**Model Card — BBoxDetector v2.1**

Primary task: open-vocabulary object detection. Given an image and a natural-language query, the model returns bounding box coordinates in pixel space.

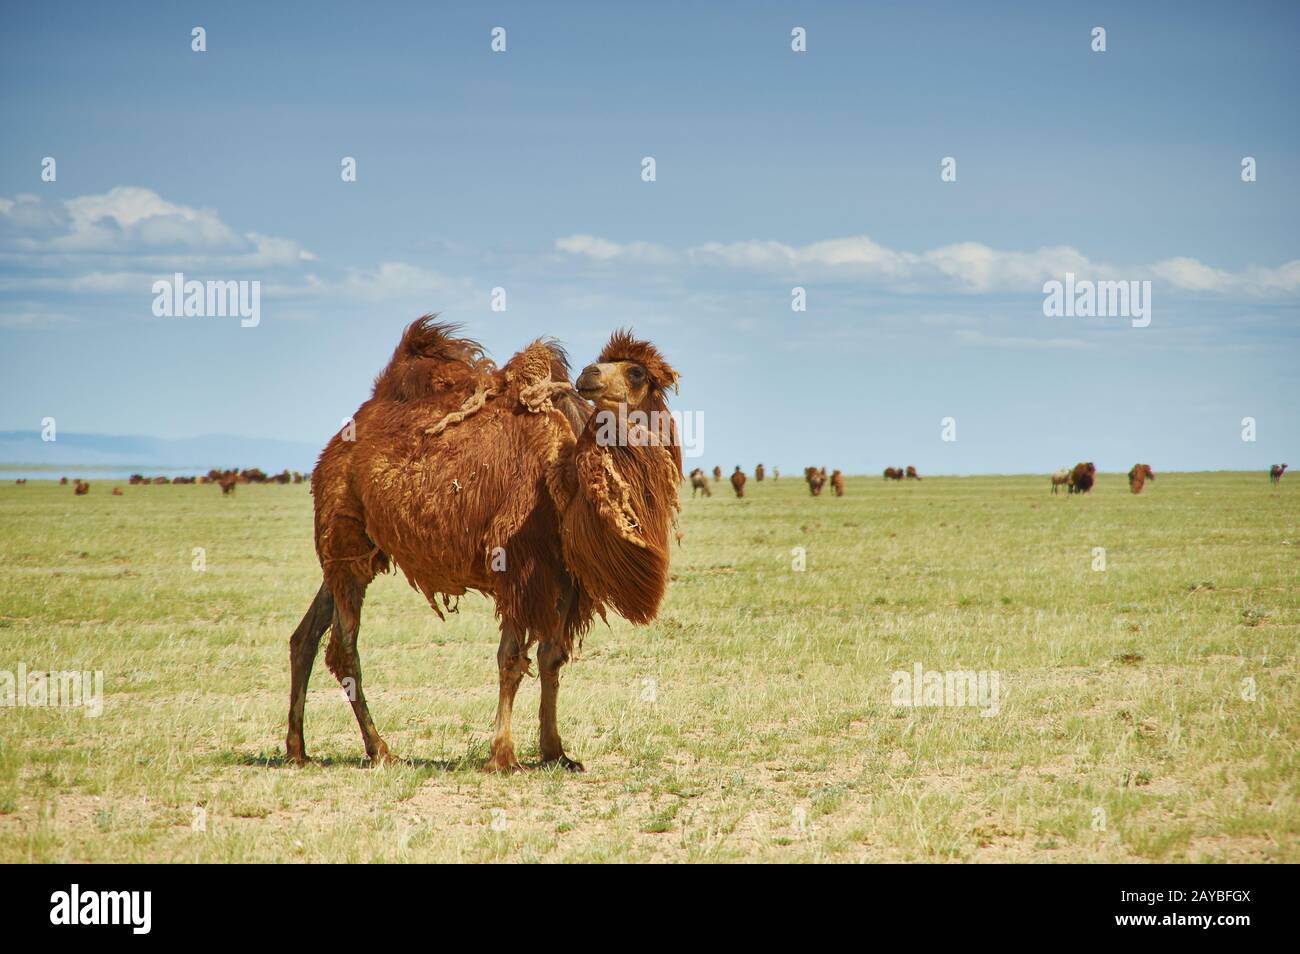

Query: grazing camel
[1068,462,1096,494]
[730,466,747,498]
[689,467,712,497]
[73,480,89,496]
[712,465,722,483]
[830,469,845,497]
[217,472,239,496]
[883,467,903,481]
[804,466,826,496]
[1051,468,1070,494]
[286,317,681,772]
[755,463,765,482]
[1271,464,1288,486]
[1128,463,1155,494]
[905,466,920,480]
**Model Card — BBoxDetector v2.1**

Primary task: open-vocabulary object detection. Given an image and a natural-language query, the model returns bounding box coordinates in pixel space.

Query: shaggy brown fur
[217,472,238,495]
[1068,462,1096,494]
[73,480,89,495]
[286,316,681,773]
[730,466,746,498]
[804,466,826,496]
[712,465,722,483]
[755,463,765,482]
[1128,463,1155,494]
[883,467,903,481]
[1271,464,1288,486]
[905,466,920,480]
[689,467,712,497]
[830,469,845,496]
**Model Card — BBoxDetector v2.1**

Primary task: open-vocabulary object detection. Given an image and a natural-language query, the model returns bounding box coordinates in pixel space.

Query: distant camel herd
[688,464,919,499]
[29,468,310,495]
[14,463,1293,498]
[682,461,1291,502]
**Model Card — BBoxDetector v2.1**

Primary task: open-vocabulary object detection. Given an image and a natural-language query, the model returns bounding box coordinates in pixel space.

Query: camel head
[575,329,679,413]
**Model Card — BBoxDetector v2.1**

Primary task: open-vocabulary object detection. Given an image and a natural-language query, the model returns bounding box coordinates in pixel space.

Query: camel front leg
[538,640,583,772]
[483,624,527,773]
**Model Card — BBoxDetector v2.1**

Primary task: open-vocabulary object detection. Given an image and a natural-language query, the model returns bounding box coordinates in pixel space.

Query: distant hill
[0,431,321,477]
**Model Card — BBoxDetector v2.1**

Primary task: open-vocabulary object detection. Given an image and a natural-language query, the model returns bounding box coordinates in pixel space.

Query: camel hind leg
[285,582,334,764]
[325,578,397,766]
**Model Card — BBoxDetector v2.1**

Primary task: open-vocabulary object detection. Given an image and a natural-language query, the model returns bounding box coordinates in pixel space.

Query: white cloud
[555,234,677,265]
[0,186,315,268]
[264,262,479,306]
[559,231,1300,297]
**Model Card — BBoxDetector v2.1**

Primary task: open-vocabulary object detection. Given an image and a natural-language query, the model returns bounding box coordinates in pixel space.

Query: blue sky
[1,0,1296,474]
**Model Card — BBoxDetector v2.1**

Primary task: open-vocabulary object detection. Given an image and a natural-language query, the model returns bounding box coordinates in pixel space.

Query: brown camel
[712,465,722,483]
[830,469,845,496]
[883,467,903,481]
[286,317,681,772]
[1271,464,1288,486]
[1128,463,1155,494]
[905,466,920,480]
[1068,462,1096,494]
[689,467,712,497]
[804,466,826,496]
[730,466,746,498]
[755,463,765,482]
[217,472,238,496]
[73,480,89,495]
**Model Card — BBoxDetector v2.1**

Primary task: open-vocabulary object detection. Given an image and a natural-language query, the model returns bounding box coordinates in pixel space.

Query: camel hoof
[542,755,585,773]
[286,753,311,767]
[482,754,524,774]
[365,740,402,767]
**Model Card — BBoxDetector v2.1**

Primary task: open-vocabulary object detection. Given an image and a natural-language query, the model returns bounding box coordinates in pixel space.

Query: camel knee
[538,641,569,673]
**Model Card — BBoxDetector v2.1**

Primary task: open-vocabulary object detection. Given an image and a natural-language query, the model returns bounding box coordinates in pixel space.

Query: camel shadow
[227,751,583,775]
[227,752,470,773]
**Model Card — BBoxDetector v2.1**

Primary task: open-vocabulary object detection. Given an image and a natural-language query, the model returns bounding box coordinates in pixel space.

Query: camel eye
[627,366,645,383]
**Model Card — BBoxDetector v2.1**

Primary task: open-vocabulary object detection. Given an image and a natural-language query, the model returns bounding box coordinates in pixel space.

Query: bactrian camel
[285,317,681,772]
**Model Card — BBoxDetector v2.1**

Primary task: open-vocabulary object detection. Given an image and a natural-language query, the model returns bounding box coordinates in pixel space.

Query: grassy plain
[0,471,1295,862]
